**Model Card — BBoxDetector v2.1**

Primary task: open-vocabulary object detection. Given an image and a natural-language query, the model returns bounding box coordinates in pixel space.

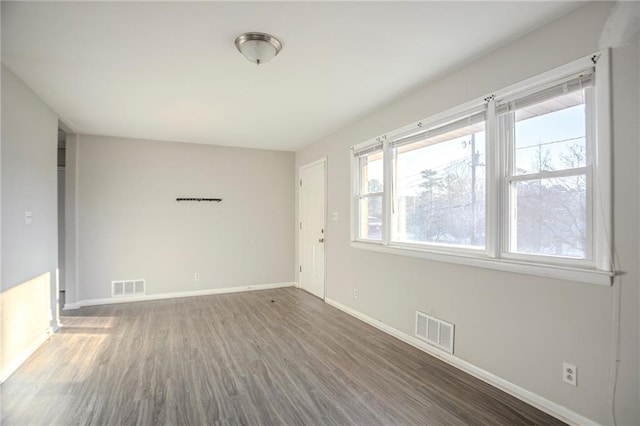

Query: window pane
[514,91,587,175]
[511,175,587,258]
[394,124,486,248]
[359,152,383,194]
[359,196,383,240]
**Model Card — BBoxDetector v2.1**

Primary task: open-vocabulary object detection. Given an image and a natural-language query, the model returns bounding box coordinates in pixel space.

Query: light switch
[332,212,339,222]
[25,211,33,225]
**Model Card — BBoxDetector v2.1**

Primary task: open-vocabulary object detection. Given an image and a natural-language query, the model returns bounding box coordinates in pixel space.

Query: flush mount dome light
[234,32,282,65]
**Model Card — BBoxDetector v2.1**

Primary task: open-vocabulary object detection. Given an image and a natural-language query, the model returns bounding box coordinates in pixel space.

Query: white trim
[351,241,612,286]
[486,97,501,259]
[63,302,80,310]
[390,239,487,257]
[593,49,612,272]
[350,149,358,241]
[324,297,600,426]
[62,282,295,309]
[0,328,53,383]
[299,157,327,170]
[382,138,392,245]
[322,159,328,300]
[501,250,596,270]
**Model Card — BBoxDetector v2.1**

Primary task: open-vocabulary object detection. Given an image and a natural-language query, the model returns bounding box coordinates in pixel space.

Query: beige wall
[295,2,639,424]
[71,135,294,303]
[610,29,640,424]
[1,65,58,380]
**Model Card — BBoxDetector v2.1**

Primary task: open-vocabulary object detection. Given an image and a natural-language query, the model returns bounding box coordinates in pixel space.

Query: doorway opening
[57,125,66,313]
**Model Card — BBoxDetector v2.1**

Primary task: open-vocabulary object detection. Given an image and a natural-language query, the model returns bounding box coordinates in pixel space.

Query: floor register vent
[415,311,455,354]
[112,279,145,297]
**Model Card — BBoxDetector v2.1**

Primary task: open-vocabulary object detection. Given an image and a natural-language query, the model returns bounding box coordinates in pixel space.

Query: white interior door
[299,159,326,299]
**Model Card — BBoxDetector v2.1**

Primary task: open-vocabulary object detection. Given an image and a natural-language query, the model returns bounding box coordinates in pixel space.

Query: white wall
[295,2,639,424]
[1,65,58,380]
[70,135,294,303]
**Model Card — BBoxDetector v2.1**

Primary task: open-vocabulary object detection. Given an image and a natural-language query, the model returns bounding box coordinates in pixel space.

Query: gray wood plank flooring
[1,288,564,425]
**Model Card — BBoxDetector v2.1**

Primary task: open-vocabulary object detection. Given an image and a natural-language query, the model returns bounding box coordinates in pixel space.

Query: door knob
[318,238,325,243]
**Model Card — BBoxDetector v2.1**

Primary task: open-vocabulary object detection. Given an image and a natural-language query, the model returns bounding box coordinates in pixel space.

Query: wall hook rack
[176,198,223,202]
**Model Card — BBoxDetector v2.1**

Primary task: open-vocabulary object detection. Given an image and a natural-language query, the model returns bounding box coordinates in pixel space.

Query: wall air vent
[112,279,145,297]
[415,311,454,354]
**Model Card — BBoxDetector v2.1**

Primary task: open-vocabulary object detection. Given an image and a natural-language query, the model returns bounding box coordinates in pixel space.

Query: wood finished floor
[1,288,564,425]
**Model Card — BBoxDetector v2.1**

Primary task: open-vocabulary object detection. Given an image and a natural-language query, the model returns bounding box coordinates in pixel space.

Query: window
[392,109,487,249]
[353,143,384,241]
[499,73,593,260]
[351,53,612,284]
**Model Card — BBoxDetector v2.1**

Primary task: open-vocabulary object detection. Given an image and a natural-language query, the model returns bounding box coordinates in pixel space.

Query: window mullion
[592,52,612,271]
[502,112,516,256]
[584,87,595,262]
[382,138,392,245]
[486,98,500,259]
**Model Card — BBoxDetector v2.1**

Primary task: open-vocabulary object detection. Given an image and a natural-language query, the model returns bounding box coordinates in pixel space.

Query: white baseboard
[324,297,599,426]
[63,282,295,309]
[63,302,80,310]
[0,328,52,384]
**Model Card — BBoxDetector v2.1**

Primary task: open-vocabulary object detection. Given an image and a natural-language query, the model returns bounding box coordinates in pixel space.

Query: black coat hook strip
[176,198,223,202]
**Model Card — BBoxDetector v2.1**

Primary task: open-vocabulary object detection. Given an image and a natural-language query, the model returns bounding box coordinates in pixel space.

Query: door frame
[298,157,327,300]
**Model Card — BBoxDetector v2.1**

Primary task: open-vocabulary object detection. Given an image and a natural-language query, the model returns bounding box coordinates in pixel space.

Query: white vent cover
[112,279,145,297]
[415,311,455,354]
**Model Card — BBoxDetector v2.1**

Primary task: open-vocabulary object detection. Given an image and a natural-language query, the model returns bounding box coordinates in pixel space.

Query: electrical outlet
[354,288,359,299]
[194,273,200,281]
[563,362,577,386]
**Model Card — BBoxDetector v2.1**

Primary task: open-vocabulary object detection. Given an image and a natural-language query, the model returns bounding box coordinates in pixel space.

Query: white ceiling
[2,1,582,151]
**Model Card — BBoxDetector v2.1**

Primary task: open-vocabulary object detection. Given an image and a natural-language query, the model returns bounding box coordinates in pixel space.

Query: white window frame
[350,51,613,286]
[498,71,595,268]
[351,140,385,243]
[387,106,490,257]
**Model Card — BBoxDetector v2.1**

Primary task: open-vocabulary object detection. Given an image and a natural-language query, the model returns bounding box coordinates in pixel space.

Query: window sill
[350,241,613,286]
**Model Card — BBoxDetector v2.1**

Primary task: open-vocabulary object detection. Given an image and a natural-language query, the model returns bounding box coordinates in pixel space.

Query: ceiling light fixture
[234,32,282,65]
